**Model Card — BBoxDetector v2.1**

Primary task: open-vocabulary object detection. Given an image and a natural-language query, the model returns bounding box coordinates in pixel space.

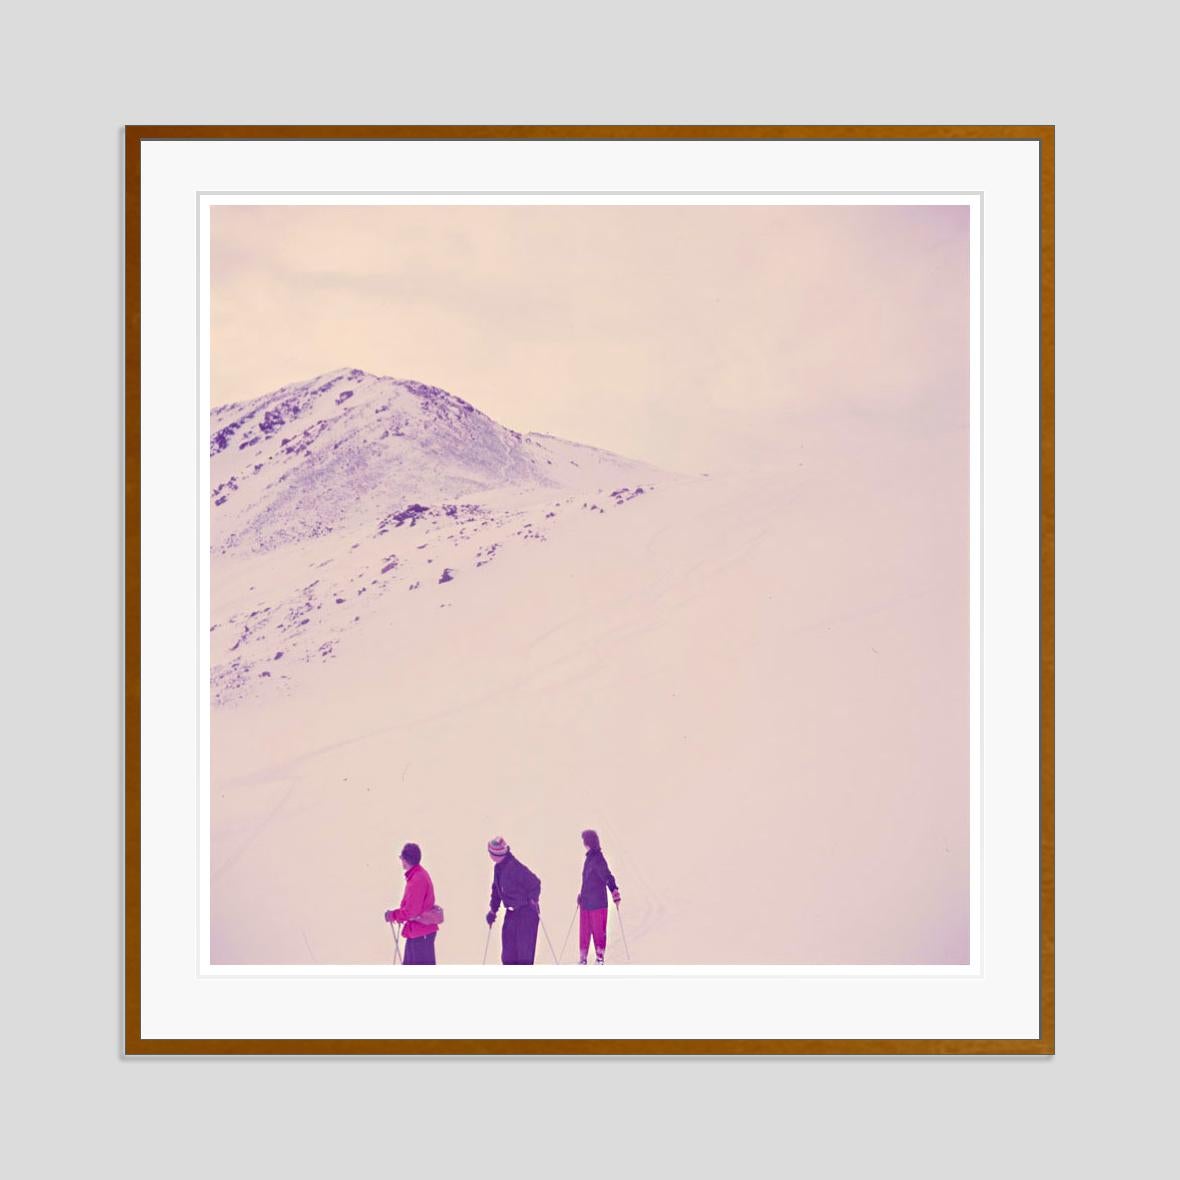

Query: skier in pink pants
[576,829,620,964]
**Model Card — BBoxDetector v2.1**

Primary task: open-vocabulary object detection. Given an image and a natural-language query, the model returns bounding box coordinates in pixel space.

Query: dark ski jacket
[489,853,541,915]
[578,848,618,911]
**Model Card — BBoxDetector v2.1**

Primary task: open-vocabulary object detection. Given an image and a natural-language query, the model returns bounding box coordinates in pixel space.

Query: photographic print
[208,201,971,968]
[127,126,1051,1052]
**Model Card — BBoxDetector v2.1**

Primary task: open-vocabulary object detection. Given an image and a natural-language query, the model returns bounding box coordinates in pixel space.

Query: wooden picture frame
[125,124,1053,1054]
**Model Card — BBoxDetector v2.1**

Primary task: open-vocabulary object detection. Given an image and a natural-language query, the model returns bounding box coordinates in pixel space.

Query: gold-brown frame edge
[123,124,1054,1056]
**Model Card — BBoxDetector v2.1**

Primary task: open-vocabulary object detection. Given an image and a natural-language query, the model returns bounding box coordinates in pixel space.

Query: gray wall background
[4,2,1172,1175]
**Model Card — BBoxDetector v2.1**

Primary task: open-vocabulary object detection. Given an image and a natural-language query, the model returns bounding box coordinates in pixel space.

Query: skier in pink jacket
[384,842,439,964]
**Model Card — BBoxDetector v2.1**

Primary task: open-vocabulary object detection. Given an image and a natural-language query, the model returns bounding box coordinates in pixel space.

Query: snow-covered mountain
[210,370,970,968]
[211,368,669,704]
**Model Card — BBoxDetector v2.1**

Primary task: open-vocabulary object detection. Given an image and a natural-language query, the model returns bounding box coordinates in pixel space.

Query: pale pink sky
[211,204,968,471]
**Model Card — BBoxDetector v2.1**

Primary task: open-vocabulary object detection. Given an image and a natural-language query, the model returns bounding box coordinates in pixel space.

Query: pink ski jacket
[390,864,439,939]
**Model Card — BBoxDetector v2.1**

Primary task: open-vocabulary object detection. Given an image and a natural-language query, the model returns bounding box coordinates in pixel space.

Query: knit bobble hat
[487,836,509,859]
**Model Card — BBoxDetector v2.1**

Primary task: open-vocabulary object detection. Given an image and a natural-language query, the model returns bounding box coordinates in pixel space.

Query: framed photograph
[125,125,1053,1054]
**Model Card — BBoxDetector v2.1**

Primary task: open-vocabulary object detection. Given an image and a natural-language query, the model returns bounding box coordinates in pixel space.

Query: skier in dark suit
[576,828,620,964]
[485,836,542,965]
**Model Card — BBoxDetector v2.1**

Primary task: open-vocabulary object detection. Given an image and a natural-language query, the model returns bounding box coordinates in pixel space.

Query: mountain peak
[210,369,665,557]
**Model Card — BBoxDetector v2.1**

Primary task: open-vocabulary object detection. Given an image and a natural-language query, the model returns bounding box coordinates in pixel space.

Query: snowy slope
[210,368,668,705]
[210,372,970,967]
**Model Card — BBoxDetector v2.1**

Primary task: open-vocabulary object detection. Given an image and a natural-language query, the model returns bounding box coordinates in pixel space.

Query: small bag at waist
[410,904,444,926]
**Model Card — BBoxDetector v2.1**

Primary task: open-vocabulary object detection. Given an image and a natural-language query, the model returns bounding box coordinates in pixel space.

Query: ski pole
[390,922,402,964]
[558,904,578,964]
[482,918,493,965]
[539,914,561,965]
[613,901,631,961]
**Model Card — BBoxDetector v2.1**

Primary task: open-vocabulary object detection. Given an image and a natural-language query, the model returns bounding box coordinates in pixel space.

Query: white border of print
[140,138,1037,1040]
